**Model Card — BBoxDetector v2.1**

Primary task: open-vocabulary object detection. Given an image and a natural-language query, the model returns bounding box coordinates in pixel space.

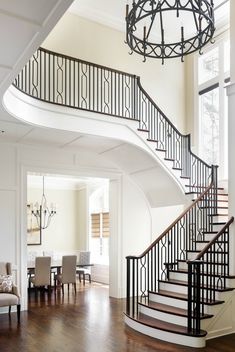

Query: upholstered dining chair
[27,250,38,287]
[29,256,51,293]
[76,251,91,285]
[43,250,57,280]
[54,255,77,294]
[0,262,20,322]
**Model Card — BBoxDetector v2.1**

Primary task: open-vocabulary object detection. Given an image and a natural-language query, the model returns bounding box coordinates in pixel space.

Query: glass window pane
[198,47,219,85]
[199,87,219,165]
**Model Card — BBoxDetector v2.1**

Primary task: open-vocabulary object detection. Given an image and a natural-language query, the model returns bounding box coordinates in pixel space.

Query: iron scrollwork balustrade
[14,47,216,202]
[126,180,219,319]
[187,216,234,334]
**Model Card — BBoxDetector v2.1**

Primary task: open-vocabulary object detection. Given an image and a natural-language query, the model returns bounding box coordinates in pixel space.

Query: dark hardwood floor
[0,282,234,352]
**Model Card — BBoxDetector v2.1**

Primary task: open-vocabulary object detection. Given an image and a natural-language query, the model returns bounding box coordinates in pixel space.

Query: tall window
[91,212,109,256]
[197,36,230,179]
[89,183,109,265]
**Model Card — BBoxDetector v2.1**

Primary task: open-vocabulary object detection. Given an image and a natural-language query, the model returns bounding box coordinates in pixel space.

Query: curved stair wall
[11,47,235,347]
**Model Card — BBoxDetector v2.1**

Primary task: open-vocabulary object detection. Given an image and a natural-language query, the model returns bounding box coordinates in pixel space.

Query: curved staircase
[12,47,235,348]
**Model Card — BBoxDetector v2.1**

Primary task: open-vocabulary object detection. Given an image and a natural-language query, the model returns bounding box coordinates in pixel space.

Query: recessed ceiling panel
[104,143,157,174]
[65,135,123,154]
[0,13,38,67]
[0,0,59,24]
[21,127,82,147]
[0,120,32,142]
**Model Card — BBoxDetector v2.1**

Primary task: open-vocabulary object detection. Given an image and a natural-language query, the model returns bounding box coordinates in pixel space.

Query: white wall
[150,204,185,242]
[43,13,186,132]
[109,176,152,298]
[76,188,88,250]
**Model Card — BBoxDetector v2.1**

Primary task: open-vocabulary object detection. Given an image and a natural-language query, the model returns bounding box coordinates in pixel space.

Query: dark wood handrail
[195,216,234,260]
[126,182,214,260]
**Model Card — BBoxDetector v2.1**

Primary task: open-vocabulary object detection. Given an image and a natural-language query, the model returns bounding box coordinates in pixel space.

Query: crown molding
[68,5,125,33]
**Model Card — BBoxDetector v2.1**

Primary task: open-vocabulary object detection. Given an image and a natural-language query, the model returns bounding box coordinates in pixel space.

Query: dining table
[27,259,93,275]
[27,259,94,289]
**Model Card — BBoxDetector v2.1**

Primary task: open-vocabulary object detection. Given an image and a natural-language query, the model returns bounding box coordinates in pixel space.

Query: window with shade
[91,212,109,240]
[197,35,229,179]
[90,212,109,262]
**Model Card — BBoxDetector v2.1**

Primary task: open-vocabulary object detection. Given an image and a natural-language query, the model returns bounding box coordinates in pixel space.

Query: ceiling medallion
[125,0,215,64]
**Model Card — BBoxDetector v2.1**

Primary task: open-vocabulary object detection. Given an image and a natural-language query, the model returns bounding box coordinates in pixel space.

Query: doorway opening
[26,172,110,288]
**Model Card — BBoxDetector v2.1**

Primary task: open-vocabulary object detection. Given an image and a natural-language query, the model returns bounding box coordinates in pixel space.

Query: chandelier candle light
[29,176,57,230]
[125,0,215,64]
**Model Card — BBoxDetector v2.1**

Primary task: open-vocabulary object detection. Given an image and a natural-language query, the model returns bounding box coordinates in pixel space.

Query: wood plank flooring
[0,282,234,352]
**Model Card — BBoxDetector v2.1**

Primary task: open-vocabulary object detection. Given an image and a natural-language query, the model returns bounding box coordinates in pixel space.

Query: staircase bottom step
[124,313,207,348]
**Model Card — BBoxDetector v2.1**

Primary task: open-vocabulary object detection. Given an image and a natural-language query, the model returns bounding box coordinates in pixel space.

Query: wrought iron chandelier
[125,0,215,64]
[30,176,56,230]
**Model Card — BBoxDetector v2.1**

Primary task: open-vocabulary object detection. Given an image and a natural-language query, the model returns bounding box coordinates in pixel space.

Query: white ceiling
[27,173,108,191]
[69,0,230,35]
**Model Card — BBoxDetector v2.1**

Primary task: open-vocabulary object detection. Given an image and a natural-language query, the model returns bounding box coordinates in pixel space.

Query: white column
[227,1,235,275]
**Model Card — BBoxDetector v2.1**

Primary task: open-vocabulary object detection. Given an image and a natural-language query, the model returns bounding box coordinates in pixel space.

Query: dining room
[26,173,110,294]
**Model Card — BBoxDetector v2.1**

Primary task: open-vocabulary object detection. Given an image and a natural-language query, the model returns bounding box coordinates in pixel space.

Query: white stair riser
[195,241,229,251]
[169,271,235,288]
[159,282,232,301]
[187,252,225,262]
[187,252,199,260]
[216,208,228,215]
[203,233,220,241]
[211,223,227,231]
[196,242,208,251]
[139,304,187,327]
[211,216,228,223]
[160,282,187,295]
[124,315,206,348]
[217,195,228,201]
[149,292,223,315]
[149,292,187,310]
[178,261,226,272]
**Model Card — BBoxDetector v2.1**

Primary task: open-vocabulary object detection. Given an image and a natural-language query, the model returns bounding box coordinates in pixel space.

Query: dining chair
[27,251,38,287]
[54,255,77,294]
[29,256,51,293]
[0,262,21,322]
[76,251,91,285]
[43,250,57,280]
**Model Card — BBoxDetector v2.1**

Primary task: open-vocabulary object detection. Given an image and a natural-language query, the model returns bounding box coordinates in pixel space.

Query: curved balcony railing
[13,47,217,195]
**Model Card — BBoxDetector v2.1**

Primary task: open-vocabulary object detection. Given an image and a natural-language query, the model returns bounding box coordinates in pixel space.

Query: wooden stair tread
[202,231,219,234]
[187,249,228,254]
[138,128,149,132]
[209,214,228,217]
[147,138,158,142]
[139,301,213,320]
[172,167,183,170]
[156,148,167,152]
[185,185,224,190]
[164,157,174,161]
[150,290,224,305]
[127,312,207,337]
[212,222,226,225]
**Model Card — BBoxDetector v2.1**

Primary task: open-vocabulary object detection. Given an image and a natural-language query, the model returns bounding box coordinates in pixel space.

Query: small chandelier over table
[125,0,215,64]
[29,176,56,230]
